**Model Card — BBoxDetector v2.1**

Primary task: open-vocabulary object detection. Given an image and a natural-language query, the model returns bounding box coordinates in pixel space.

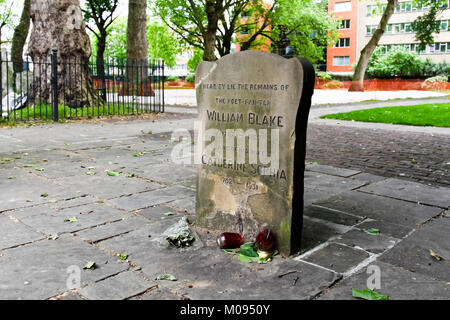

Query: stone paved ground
[0,104,449,300]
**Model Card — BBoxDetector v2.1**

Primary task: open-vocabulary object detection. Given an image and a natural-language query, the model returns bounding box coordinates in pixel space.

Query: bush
[185,74,195,82]
[166,75,179,82]
[321,80,344,89]
[316,71,333,80]
[422,59,450,77]
[366,48,423,78]
[421,75,449,90]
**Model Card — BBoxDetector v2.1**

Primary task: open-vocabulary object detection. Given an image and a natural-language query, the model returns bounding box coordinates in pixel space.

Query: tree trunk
[203,1,220,61]
[349,0,398,91]
[11,0,31,73]
[28,0,95,106]
[97,31,107,100]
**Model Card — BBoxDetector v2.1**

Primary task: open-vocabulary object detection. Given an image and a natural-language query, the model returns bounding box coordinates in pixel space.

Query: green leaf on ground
[2,158,13,162]
[411,159,417,164]
[7,176,15,179]
[363,228,380,235]
[83,261,96,270]
[107,171,120,176]
[85,171,96,175]
[127,173,135,178]
[352,288,389,300]
[164,212,176,216]
[24,164,35,168]
[40,192,48,197]
[147,130,152,134]
[35,168,45,171]
[239,242,259,258]
[156,273,177,281]
[223,249,238,254]
[64,217,78,223]
[117,253,128,260]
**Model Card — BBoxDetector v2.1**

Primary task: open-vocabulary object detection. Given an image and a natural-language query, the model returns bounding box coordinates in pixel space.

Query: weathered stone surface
[359,178,450,208]
[0,234,128,299]
[300,216,349,254]
[356,219,412,239]
[195,51,315,256]
[131,286,179,300]
[136,205,181,221]
[314,191,442,228]
[300,243,370,274]
[319,262,450,300]
[0,215,44,250]
[74,216,151,242]
[304,172,367,193]
[306,164,361,178]
[304,205,364,226]
[379,217,450,282]
[79,271,155,300]
[331,228,399,254]
[106,186,195,211]
[14,203,128,235]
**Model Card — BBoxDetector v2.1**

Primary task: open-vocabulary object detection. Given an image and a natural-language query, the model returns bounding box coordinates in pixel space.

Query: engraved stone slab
[195,51,314,255]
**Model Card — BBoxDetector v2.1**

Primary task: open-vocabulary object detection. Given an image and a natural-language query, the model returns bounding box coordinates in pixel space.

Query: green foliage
[90,17,180,66]
[0,0,17,43]
[147,21,182,68]
[185,74,195,82]
[166,75,179,81]
[424,75,448,83]
[316,71,333,80]
[422,58,450,77]
[366,47,424,78]
[352,288,389,300]
[187,49,204,73]
[411,0,447,50]
[267,0,340,63]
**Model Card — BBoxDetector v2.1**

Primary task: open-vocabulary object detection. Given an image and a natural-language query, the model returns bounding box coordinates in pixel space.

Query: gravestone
[195,51,314,256]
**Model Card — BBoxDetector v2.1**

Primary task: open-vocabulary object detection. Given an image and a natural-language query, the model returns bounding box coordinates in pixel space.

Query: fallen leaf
[7,176,15,179]
[41,192,48,197]
[64,217,78,223]
[83,261,96,270]
[164,212,176,216]
[352,288,389,300]
[363,228,380,235]
[47,234,59,240]
[85,171,96,175]
[430,249,443,261]
[106,171,120,176]
[117,253,128,260]
[156,274,177,281]
[411,159,417,164]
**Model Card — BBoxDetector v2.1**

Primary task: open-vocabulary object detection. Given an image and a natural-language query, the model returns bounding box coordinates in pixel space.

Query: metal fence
[1,49,164,123]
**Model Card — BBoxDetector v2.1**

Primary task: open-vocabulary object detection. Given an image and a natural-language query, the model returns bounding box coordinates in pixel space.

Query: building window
[333,56,350,66]
[334,38,350,48]
[338,19,351,29]
[366,25,377,35]
[335,1,352,12]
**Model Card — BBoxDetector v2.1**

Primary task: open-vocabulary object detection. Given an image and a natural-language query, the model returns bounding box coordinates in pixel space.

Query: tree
[153,0,247,61]
[0,0,16,46]
[411,0,448,50]
[127,0,148,63]
[349,0,398,91]
[83,0,119,99]
[28,0,95,105]
[238,0,339,63]
[147,21,182,68]
[11,0,30,73]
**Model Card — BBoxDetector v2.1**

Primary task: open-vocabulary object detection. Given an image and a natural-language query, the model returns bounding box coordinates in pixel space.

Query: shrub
[321,80,344,89]
[421,75,449,90]
[422,59,450,77]
[316,71,333,80]
[366,48,423,78]
[185,74,195,82]
[166,75,179,81]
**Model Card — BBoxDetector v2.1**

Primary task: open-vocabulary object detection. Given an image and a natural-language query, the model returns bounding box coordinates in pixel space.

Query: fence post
[51,48,59,122]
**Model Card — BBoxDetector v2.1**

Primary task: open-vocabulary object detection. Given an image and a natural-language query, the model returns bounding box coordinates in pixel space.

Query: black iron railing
[0,49,164,123]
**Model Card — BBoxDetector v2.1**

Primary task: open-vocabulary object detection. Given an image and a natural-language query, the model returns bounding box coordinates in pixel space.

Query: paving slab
[300,216,349,254]
[314,191,443,228]
[79,271,155,300]
[133,163,197,184]
[304,188,337,207]
[300,243,370,274]
[0,215,45,250]
[304,172,368,193]
[0,234,128,299]
[135,205,181,221]
[131,286,180,300]
[319,262,450,300]
[74,216,152,243]
[106,186,195,211]
[306,164,361,178]
[359,178,450,209]
[331,228,399,254]
[356,219,413,239]
[379,217,450,282]
[13,203,129,236]
[304,205,364,226]
[167,197,196,214]
[53,174,163,200]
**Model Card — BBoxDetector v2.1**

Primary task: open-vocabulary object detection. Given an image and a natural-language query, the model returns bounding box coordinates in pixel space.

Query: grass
[320,103,450,127]
[1,103,150,126]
